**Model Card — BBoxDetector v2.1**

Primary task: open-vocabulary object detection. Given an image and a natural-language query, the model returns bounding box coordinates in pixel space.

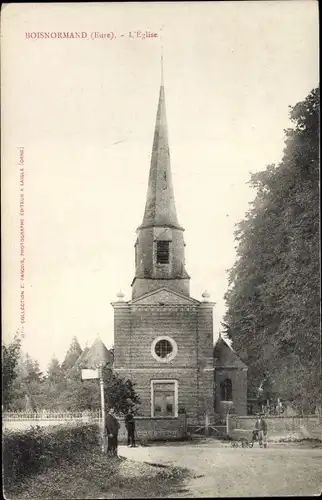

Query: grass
[3,423,101,490]
[4,449,189,500]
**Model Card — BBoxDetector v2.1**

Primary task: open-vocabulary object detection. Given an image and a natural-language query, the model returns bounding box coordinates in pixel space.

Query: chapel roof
[213,336,247,369]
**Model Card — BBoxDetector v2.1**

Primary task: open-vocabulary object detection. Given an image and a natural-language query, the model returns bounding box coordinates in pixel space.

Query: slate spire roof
[139,61,183,231]
[83,336,113,369]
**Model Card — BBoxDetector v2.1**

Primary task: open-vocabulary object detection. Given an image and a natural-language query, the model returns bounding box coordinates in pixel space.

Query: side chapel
[112,67,247,424]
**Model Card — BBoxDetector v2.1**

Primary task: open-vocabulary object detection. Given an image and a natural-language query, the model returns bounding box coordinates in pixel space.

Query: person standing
[125,409,136,447]
[105,407,120,457]
[254,414,268,448]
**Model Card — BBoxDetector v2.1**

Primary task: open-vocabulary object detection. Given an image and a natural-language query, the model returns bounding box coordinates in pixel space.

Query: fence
[186,414,227,437]
[3,410,101,421]
[2,410,101,431]
[2,411,187,441]
[227,414,322,441]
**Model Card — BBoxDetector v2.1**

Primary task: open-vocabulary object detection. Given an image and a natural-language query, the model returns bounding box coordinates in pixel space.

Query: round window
[155,339,173,358]
[151,336,177,363]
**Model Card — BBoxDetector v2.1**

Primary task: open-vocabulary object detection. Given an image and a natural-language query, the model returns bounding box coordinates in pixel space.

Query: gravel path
[119,441,322,497]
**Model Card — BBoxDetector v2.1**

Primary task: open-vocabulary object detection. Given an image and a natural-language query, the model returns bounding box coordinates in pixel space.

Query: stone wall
[117,414,187,442]
[227,415,322,441]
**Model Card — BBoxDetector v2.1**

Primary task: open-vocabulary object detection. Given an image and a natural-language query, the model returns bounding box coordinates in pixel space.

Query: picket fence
[3,410,101,423]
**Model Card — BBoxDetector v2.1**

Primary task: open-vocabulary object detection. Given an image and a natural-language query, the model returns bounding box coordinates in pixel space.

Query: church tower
[132,68,190,300]
[112,66,215,424]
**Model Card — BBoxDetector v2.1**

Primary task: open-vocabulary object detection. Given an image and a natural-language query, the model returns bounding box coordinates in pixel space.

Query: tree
[33,356,66,410]
[2,334,22,408]
[20,353,43,383]
[5,344,140,412]
[53,366,140,413]
[46,356,64,383]
[7,352,45,410]
[103,370,140,415]
[61,337,83,373]
[224,87,320,410]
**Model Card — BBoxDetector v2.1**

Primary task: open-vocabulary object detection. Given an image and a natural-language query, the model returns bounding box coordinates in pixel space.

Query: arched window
[220,378,233,401]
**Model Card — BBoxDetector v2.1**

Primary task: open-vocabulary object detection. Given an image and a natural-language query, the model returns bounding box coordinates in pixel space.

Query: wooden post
[226,412,230,436]
[99,365,106,454]
[205,412,209,437]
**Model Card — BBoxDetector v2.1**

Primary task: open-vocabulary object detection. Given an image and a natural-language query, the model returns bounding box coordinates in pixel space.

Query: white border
[150,379,179,418]
[151,335,178,363]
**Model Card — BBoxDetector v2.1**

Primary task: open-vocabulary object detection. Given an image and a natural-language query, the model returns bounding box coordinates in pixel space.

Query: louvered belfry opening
[156,240,170,264]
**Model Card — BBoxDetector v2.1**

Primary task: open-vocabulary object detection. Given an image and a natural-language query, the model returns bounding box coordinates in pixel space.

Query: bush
[3,423,100,489]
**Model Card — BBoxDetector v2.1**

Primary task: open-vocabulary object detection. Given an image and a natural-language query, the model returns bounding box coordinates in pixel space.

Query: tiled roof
[79,337,113,369]
[68,347,90,375]
[68,338,113,375]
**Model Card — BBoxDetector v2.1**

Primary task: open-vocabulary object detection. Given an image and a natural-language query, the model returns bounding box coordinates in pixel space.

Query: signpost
[81,364,105,453]
[99,366,106,453]
[81,368,99,380]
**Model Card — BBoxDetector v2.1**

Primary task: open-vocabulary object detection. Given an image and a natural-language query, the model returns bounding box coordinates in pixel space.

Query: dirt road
[120,440,322,497]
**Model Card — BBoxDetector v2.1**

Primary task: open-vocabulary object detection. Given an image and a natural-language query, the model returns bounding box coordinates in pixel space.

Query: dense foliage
[7,352,44,410]
[3,424,99,490]
[4,428,186,500]
[223,87,320,411]
[5,338,140,415]
[2,334,22,407]
[61,336,83,373]
[46,366,140,414]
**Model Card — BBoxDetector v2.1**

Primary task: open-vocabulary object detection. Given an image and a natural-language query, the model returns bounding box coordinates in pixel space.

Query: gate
[187,414,228,437]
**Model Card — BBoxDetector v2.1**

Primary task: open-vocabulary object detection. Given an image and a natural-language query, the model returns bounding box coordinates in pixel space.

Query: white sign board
[81,368,99,380]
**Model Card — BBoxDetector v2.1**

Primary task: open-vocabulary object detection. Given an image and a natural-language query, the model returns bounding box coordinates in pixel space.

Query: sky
[2,1,319,371]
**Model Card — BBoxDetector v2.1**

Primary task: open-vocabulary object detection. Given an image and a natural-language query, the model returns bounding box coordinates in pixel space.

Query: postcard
[2,2,320,499]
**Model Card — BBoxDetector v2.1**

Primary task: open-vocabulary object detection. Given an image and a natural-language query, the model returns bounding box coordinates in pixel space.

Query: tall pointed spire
[132,52,190,299]
[139,57,182,230]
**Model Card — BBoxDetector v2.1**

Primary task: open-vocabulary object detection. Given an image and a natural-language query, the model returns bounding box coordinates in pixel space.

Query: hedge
[3,423,100,489]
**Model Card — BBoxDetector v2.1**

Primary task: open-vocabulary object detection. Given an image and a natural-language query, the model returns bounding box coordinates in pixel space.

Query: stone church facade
[112,71,247,424]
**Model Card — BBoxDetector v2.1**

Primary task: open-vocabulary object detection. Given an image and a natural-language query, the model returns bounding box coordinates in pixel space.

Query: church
[112,68,247,425]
